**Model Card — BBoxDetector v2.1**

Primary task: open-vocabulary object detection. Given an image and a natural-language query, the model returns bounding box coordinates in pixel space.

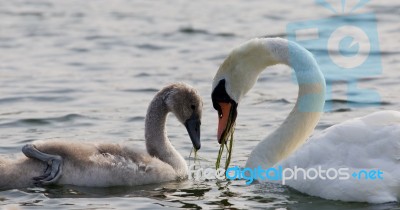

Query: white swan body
[0,83,202,189]
[276,110,400,203]
[211,37,400,203]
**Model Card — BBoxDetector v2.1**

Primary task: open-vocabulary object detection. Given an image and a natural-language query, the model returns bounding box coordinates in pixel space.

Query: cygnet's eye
[191,105,196,110]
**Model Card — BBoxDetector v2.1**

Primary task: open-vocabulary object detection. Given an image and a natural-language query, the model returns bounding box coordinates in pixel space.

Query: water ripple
[179,27,236,37]
[0,114,91,128]
[0,96,74,104]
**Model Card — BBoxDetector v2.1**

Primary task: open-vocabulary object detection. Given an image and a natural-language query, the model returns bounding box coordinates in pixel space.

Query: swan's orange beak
[217,102,237,144]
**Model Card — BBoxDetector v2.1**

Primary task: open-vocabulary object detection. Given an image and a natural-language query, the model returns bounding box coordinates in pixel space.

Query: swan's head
[211,38,282,143]
[212,38,325,144]
[163,83,203,150]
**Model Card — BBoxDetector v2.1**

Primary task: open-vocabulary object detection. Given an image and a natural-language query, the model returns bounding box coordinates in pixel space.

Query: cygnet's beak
[185,114,201,150]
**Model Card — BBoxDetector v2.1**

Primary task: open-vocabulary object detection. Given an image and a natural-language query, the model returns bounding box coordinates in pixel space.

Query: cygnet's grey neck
[145,94,187,177]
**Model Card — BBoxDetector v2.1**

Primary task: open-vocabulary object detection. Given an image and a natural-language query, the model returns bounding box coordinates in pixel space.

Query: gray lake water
[1,0,399,209]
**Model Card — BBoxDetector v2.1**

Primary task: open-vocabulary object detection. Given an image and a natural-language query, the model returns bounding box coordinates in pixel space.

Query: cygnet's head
[161,83,203,150]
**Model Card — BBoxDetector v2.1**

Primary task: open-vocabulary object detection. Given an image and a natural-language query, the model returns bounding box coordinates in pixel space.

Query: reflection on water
[0,0,399,209]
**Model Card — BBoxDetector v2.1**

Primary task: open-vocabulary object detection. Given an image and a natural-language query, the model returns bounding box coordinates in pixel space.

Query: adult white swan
[0,83,202,189]
[211,37,400,203]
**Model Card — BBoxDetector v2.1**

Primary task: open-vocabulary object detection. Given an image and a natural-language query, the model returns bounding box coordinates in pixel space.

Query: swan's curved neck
[145,96,187,176]
[238,38,326,169]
